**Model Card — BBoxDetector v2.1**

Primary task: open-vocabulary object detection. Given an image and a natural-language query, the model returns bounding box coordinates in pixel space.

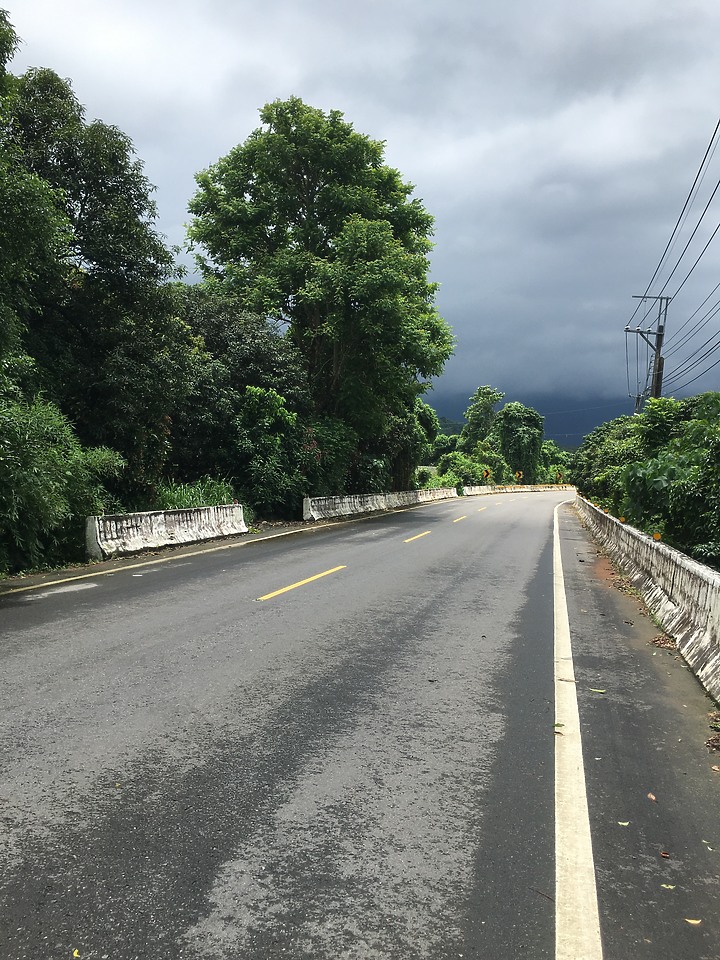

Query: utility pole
[626,295,671,411]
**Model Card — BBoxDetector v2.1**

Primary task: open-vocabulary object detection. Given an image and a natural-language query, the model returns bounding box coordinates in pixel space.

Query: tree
[536,439,572,483]
[4,62,196,496]
[574,393,720,567]
[470,439,512,484]
[458,385,504,451]
[188,97,453,485]
[166,281,309,482]
[431,433,458,462]
[0,8,17,92]
[571,415,640,507]
[380,398,440,490]
[490,402,545,483]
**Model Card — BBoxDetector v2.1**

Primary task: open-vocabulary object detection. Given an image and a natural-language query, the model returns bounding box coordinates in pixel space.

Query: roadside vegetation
[423,386,572,491]
[0,11,579,576]
[571,393,720,569]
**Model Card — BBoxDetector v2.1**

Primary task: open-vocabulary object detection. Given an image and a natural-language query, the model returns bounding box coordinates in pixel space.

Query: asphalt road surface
[0,492,718,959]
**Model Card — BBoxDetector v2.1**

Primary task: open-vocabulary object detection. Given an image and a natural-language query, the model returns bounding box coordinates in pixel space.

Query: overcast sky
[7,0,720,431]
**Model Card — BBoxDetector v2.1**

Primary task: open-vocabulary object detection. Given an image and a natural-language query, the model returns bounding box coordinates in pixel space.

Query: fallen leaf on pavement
[647,792,658,803]
[660,851,671,858]
[685,919,702,925]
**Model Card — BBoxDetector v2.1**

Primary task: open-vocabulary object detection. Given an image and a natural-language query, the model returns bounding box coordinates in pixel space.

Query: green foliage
[573,393,720,567]
[150,477,236,511]
[489,401,545,483]
[232,386,309,517]
[0,9,18,67]
[188,97,453,473]
[571,415,640,509]
[0,144,70,360]
[535,439,573,484]
[471,439,512,484]
[436,451,487,486]
[0,395,124,573]
[5,63,194,497]
[415,467,434,486]
[380,398,440,490]
[431,432,458,462]
[166,281,308,484]
[458,385,504,451]
[301,416,358,497]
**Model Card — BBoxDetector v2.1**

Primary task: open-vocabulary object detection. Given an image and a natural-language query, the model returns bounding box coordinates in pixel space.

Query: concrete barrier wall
[86,504,248,560]
[303,487,459,521]
[575,496,720,702]
[463,484,575,496]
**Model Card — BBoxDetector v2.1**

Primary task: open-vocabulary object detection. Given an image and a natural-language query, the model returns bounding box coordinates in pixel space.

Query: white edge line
[554,501,604,960]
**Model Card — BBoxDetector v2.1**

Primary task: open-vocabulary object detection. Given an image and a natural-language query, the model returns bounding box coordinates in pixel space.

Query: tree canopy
[0,22,457,572]
[458,385,505,451]
[572,393,720,566]
[188,97,454,457]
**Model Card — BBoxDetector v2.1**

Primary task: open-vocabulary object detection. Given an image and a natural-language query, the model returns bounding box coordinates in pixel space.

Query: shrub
[0,395,124,573]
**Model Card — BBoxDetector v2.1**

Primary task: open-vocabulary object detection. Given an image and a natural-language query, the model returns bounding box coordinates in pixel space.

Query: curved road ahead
[0,492,717,959]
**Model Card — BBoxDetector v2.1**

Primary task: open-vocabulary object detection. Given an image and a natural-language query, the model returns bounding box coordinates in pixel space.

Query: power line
[662,217,720,299]
[664,278,720,350]
[663,328,720,387]
[624,115,720,328]
[664,294,720,359]
[666,350,720,393]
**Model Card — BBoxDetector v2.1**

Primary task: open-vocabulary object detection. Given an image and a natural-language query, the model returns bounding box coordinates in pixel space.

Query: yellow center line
[257,565,346,601]
[404,531,431,543]
[477,507,487,513]
[453,515,468,523]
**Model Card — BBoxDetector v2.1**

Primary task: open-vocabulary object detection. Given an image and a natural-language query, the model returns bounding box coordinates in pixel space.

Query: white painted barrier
[86,504,248,560]
[303,487,458,521]
[463,484,575,496]
[575,496,720,702]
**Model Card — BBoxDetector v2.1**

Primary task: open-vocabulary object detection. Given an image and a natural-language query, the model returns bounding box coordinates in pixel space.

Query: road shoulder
[558,502,719,960]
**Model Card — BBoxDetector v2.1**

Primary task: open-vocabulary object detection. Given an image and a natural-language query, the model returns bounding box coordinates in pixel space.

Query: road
[0,492,717,959]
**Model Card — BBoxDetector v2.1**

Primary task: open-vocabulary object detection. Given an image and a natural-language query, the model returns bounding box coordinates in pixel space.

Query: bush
[0,395,124,573]
[436,451,487,485]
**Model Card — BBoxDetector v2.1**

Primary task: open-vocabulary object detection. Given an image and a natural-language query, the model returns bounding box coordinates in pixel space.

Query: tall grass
[152,478,236,511]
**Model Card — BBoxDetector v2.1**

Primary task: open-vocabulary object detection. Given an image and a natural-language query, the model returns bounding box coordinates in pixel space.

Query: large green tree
[490,401,545,483]
[188,97,453,485]
[3,61,196,495]
[458,385,504,451]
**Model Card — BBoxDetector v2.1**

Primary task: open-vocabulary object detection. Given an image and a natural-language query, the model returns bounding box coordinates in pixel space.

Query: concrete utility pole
[626,295,671,412]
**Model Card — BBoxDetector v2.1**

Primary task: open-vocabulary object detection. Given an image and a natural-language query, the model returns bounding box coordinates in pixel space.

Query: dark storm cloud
[9,0,720,414]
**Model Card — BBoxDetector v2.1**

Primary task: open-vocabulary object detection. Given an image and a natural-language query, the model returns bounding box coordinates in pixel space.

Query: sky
[6,0,720,440]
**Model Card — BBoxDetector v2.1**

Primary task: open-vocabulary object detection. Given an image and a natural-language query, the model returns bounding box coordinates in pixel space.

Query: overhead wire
[624,115,720,330]
[664,278,720,350]
[664,292,720,359]
[625,115,720,399]
[663,327,720,387]
[667,352,720,393]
